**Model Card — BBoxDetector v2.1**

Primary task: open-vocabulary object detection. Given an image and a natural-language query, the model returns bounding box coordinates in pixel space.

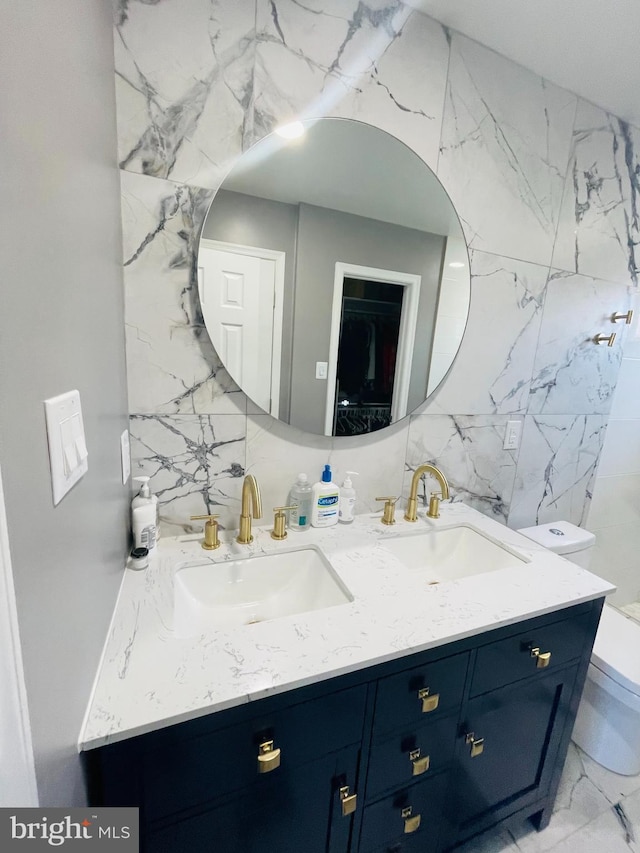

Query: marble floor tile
[538,805,637,853]
[578,742,640,806]
[509,744,612,852]
[620,602,640,622]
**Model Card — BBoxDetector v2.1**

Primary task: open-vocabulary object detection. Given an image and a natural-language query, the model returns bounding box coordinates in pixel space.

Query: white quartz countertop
[79,503,614,751]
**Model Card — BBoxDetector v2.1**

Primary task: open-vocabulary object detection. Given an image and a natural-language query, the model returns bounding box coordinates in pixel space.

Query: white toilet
[517,520,640,776]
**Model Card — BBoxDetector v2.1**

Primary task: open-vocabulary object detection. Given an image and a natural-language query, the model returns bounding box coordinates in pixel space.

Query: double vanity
[81,500,613,852]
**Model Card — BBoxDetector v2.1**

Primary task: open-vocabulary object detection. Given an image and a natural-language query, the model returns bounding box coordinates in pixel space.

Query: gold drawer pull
[465,732,484,758]
[257,740,281,773]
[401,806,421,834]
[339,785,358,816]
[409,748,430,776]
[530,647,552,668]
[418,687,440,713]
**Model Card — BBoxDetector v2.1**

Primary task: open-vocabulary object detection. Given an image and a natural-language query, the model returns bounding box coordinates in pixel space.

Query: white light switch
[315,361,328,380]
[44,390,89,505]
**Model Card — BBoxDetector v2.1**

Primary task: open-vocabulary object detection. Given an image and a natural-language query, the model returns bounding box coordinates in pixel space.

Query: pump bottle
[310,465,340,528]
[131,476,158,551]
[338,471,359,524]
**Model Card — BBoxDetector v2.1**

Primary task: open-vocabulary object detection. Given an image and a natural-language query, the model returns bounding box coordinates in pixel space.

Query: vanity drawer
[366,714,458,800]
[359,773,449,853]
[470,610,592,696]
[373,653,469,738]
[142,684,367,821]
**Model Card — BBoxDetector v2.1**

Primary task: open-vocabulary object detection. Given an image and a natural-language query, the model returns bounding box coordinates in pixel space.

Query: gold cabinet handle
[418,687,440,713]
[257,740,281,774]
[401,806,421,834]
[530,647,552,668]
[409,748,430,776]
[465,732,484,758]
[339,785,357,816]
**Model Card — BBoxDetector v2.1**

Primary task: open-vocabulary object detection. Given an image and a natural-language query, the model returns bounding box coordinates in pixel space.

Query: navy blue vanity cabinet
[444,602,602,849]
[147,747,361,853]
[85,598,604,853]
[88,682,368,853]
[355,653,470,852]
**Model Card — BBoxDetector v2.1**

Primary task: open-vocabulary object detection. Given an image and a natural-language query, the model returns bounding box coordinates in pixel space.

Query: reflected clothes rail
[335,404,391,436]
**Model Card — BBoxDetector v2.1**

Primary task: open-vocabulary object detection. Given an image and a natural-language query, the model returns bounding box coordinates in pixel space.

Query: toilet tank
[517,520,595,569]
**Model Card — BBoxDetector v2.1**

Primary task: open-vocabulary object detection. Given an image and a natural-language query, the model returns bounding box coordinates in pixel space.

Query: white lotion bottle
[310,464,340,528]
[131,476,158,552]
[338,471,359,524]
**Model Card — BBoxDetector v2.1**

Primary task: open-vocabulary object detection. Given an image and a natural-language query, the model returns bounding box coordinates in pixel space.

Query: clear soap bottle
[288,473,312,531]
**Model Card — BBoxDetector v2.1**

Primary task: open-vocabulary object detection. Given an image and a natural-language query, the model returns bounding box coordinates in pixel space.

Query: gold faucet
[237,474,263,544]
[405,464,450,522]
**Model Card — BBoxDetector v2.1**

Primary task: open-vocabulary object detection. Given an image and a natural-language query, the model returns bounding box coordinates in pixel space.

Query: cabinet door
[452,666,577,837]
[359,773,449,853]
[146,747,359,853]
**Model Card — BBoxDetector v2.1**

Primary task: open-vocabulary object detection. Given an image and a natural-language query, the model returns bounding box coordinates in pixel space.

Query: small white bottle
[131,476,158,552]
[311,465,341,528]
[288,473,312,531]
[338,471,359,524]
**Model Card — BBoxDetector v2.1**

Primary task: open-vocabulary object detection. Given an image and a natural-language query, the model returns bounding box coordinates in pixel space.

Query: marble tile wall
[586,291,640,605]
[114,0,638,536]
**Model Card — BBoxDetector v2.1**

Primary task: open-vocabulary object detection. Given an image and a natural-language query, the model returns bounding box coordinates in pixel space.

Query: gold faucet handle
[271,506,296,541]
[375,496,398,526]
[190,514,220,550]
[427,493,441,519]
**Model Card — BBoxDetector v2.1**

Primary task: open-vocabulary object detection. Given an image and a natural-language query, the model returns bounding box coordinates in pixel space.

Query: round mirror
[198,118,470,437]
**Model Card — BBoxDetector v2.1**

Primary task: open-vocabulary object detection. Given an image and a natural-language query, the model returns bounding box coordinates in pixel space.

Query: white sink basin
[381,524,527,583]
[173,546,352,636]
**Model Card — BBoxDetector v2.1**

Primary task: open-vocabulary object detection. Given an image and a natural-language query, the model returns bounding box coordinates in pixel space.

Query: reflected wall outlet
[44,390,89,505]
[503,420,522,451]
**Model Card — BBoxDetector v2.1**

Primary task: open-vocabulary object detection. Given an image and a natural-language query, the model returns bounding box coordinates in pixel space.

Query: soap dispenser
[310,465,340,528]
[338,471,359,524]
[131,476,158,552]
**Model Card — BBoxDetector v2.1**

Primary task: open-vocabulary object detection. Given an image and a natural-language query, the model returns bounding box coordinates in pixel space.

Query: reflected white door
[198,243,284,416]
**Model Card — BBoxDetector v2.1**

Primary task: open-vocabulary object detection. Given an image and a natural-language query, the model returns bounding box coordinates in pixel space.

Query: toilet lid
[591,604,640,696]
[517,520,595,555]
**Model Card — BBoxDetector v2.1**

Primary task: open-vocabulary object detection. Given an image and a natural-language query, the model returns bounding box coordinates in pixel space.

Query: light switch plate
[315,361,328,380]
[44,390,89,505]
[120,429,131,485]
[503,419,522,451]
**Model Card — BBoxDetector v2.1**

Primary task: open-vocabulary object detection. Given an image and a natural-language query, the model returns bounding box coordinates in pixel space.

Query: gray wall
[202,190,298,418]
[293,204,445,433]
[0,1,129,806]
